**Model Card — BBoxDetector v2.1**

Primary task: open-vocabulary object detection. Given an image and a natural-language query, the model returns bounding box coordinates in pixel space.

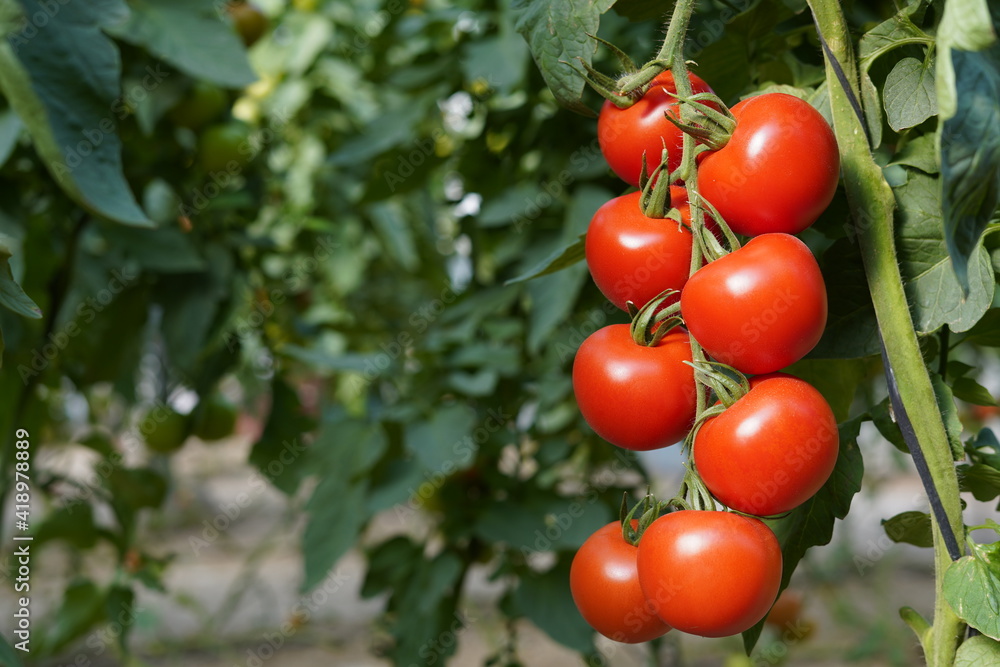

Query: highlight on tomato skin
[635,510,782,638]
[570,521,672,644]
[572,325,697,451]
[693,373,840,516]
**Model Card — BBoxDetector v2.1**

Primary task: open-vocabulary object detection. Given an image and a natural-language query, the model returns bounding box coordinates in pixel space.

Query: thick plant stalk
[806,1,966,665]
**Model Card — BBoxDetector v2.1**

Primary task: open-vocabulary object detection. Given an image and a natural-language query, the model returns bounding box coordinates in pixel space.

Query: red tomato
[636,510,782,637]
[680,233,827,374]
[598,71,715,187]
[694,373,839,516]
[586,188,695,311]
[572,325,697,451]
[697,93,839,236]
[570,521,672,643]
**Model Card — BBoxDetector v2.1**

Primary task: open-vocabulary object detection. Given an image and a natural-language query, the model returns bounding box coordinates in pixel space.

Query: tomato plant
[572,325,697,451]
[585,188,695,311]
[598,71,714,187]
[570,521,671,644]
[694,373,840,516]
[697,93,840,236]
[681,233,827,374]
[636,510,782,637]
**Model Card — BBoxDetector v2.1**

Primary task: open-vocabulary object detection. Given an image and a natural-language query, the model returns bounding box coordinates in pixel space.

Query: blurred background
[0,0,997,665]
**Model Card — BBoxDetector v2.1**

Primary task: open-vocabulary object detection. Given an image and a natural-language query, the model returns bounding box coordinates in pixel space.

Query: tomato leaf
[511,0,616,115]
[405,404,479,472]
[956,635,1000,666]
[104,0,257,88]
[957,463,1000,501]
[809,238,880,358]
[0,0,151,227]
[505,234,585,284]
[944,540,1000,640]
[858,11,930,66]
[513,554,596,654]
[36,578,105,655]
[0,109,22,169]
[882,510,934,547]
[952,376,998,406]
[859,70,883,149]
[963,309,1000,347]
[895,170,996,333]
[882,56,937,132]
[940,45,1000,292]
[612,0,673,23]
[250,377,317,495]
[0,240,41,320]
[889,133,938,174]
[932,375,966,460]
[744,415,864,653]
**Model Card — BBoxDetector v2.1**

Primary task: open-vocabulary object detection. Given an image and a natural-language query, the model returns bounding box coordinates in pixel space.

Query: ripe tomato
[586,188,696,311]
[636,510,781,637]
[697,93,839,236]
[598,71,715,187]
[694,373,839,515]
[572,325,697,451]
[570,521,672,643]
[680,233,827,374]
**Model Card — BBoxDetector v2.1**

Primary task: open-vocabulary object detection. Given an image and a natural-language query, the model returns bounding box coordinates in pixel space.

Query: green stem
[806,2,965,665]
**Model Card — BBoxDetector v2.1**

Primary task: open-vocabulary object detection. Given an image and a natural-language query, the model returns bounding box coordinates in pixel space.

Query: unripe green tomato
[168,81,228,130]
[141,408,191,454]
[193,394,239,442]
[226,1,268,47]
[198,121,253,174]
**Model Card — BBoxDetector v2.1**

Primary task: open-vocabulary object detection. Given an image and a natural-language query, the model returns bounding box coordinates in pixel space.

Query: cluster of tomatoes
[568,70,842,642]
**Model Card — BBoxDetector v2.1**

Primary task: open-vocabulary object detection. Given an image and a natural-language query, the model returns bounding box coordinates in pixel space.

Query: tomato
[140,408,191,454]
[598,71,715,187]
[199,121,253,173]
[570,521,672,643]
[193,393,239,442]
[680,233,827,374]
[573,325,697,451]
[585,188,697,311]
[697,93,839,236]
[168,81,228,130]
[694,373,839,515]
[226,1,268,47]
[636,510,781,637]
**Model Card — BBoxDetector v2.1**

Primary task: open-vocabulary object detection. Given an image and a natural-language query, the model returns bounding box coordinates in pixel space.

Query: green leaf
[250,377,317,495]
[809,238,880,358]
[883,57,937,132]
[783,358,866,421]
[0,633,25,666]
[958,463,1000,502]
[940,45,1000,291]
[505,234,585,284]
[882,510,934,547]
[367,201,420,272]
[405,404,479,472]
[0,109,22,168]
[953,376,998,406]
[105,0,256,88]
[0,0,152,227]
[936,0,998,121]
[479,183,545,228]
[871,397,909,453]
[106,467,168,509]
[302,478,369,592]
[39,578,105,655]
[612,0,672,22]
[746,415,864,653]
[895,171,996,333]
[944,540,1000,640]
[0,241,41,319]
[103,584,136,654]
[858,12,931,65]
[955,634,1000,666]
[859,70,883,149]
[475,495,612,552]
[511,0,616,114]
[461,24,528,94]
[514,555,595,654]
[964,309,1000,346]
[35,503,99,549]
[889,133,938,174]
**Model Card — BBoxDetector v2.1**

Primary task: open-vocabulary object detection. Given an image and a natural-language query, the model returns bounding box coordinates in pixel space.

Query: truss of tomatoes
[570,70,842,642]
